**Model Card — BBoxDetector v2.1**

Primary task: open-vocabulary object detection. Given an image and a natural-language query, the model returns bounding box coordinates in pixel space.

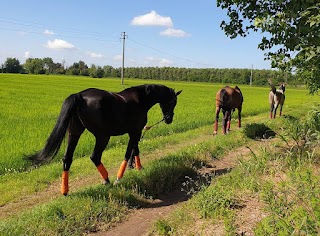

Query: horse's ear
[175,90,182,96]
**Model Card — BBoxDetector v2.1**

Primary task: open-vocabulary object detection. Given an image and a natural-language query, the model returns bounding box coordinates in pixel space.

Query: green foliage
[3,57,23,73]
[217,1,320,93]
[256,170,320,235]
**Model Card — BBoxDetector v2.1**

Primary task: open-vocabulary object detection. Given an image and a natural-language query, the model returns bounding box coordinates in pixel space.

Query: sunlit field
[1,73,320,235]
[0,73,317,175]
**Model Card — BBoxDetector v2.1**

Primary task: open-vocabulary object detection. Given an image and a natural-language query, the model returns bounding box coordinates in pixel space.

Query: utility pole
[250,64,253,86]
[121,32,128,85]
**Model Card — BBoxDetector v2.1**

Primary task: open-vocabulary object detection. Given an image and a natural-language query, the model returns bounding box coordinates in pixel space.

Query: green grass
[149,109,320,236]
[1,73,317,174]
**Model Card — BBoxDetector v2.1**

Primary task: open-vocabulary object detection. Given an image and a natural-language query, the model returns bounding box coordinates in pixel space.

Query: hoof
[137,166,144,171]
[128,164,134,169]
[213,131,217,135]
[113,179,120,186]
[103,178,110,185]
[62,193,68,196]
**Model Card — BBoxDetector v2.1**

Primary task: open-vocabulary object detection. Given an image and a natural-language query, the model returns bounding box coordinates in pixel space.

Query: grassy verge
[149,106,320,235]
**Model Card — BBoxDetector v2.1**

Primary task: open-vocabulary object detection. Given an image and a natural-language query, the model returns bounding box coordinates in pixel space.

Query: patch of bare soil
[91,189,190,236]
[235,197,266,236]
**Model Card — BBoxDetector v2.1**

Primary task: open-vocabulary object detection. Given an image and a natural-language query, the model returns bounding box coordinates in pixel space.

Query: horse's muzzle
[164,115,173,124]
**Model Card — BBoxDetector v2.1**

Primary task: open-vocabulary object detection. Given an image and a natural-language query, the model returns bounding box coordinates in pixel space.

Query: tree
[3,58,22,73]
[24,58,45,74]
[217,1,320,93]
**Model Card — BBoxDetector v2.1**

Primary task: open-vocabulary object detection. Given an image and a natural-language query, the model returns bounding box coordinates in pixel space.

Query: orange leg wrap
[117,160,128,179]
[135,156,142,170]
[61,171,69,196]
[97,163,109,180]
[238,119,241,128]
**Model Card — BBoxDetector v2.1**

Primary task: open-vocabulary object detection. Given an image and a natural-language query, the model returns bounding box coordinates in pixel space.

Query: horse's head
[279,84,286,93]
[160,89,182,124]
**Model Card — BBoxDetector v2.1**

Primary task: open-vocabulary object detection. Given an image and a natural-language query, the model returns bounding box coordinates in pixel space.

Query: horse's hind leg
[90,136,110,185]
[61,116,84,195]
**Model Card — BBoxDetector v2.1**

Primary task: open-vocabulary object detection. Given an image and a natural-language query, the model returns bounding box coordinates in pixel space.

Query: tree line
[0,57,299,86]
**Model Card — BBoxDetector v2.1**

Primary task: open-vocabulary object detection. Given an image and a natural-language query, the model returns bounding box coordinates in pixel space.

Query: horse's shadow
[143,166,233,209]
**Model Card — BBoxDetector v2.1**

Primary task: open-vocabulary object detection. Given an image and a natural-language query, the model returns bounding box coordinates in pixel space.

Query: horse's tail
[268,79,276,94]
[28,93,80,164]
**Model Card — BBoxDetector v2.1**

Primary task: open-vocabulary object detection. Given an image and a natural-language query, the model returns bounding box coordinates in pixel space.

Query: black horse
[214,86,243,135]
[29,84,182,195]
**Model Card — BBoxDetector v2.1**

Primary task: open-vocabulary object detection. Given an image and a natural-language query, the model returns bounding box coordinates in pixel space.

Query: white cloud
[87,52,104,58]
[159,58,173,66]
[113,54,122,61]
[131,10,173,27]
[24,51,31,58]
[46,39,75,49]
[144,56,173,67]
[43,29,54,35]
[160,28,190,38]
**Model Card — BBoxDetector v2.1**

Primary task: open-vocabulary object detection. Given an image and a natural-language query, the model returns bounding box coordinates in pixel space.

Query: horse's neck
[144,85,168,108]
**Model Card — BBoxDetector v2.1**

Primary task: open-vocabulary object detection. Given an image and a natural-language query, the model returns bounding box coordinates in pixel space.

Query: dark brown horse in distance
[214,86,243,135]
[269,82,285,119]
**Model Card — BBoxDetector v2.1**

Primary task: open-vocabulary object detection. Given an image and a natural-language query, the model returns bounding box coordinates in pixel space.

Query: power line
[127,38,213,68]
[0,26,118,43]
[0,16,115,38]
[0,16,214,68]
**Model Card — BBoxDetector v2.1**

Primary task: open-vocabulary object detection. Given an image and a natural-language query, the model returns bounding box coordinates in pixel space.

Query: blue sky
[0,0,272,69]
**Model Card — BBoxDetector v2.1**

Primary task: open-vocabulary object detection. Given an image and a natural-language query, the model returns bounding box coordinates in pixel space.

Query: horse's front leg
[222,110,229,134]
[270,103,274,119]
[227,111,232,132]
[90,136,111,185]
[214,107,221,135]
[273,104,279,119]
[237,107,242,128]
[279,104,283,117]
[116,132,142,183]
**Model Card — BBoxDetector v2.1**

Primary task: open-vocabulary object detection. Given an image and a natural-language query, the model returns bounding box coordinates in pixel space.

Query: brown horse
[269,82,285,119]
[214,86,243,135]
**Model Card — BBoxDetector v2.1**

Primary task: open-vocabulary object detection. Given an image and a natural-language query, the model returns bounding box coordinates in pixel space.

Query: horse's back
[77,88,129,135]
[216,86,243,110]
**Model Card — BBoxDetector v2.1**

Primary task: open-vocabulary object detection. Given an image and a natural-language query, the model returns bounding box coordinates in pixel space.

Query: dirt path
[93,189,190,236]
[89,144,259,236]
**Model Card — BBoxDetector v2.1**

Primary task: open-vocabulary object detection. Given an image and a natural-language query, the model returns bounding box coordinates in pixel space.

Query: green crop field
[0,73,315,175]
[1,73,320,235]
